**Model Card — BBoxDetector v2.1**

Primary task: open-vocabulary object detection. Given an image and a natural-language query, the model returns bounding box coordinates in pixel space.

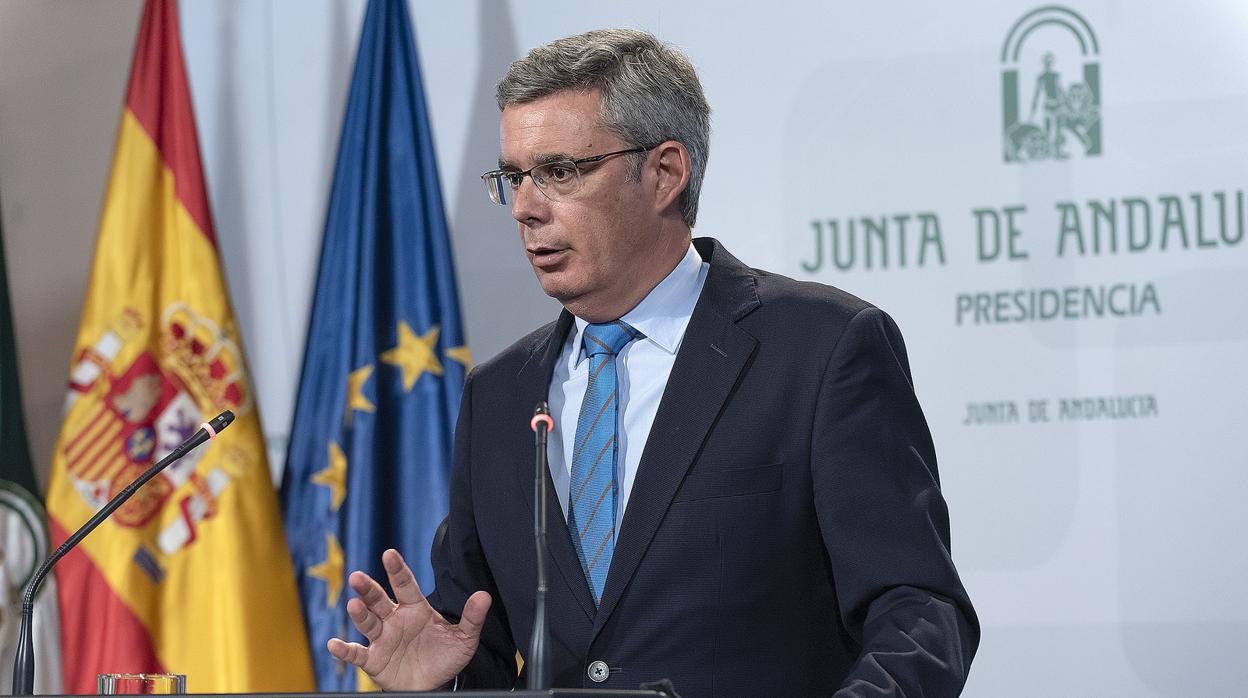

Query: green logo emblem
[1001,6,1101,162]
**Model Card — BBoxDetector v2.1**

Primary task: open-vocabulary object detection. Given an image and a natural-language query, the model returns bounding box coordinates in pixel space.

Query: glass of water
[97,673,186,695]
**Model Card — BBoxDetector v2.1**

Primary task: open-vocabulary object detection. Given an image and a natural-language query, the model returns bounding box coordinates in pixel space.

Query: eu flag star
[312,441,347,512]
[445,345,473,369]
[381,321,443,391]
[345,365,376,423]
[307,532,345,608]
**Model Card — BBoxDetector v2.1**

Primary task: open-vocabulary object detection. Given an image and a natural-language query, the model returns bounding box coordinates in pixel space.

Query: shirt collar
[571,241,705,363]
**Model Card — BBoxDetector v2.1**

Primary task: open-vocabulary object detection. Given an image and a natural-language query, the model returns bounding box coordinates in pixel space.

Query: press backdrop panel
[174,2,1248,695]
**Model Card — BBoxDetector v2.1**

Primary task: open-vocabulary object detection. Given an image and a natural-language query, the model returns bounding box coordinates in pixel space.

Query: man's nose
[510,176,548,225]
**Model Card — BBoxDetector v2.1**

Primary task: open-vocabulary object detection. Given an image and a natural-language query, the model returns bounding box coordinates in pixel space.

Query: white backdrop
[4,1,1248,695]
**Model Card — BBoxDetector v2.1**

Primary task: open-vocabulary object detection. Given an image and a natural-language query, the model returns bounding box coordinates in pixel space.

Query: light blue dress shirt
[547,242,710,533]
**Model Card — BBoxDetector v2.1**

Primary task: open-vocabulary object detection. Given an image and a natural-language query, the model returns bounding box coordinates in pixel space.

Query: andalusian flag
[0,194,62,694]
[44,1,314,692]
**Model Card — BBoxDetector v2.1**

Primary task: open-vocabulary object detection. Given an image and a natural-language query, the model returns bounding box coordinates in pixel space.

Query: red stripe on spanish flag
[45,0,315,691]
[123,0,214,241]
[51,519,166,694]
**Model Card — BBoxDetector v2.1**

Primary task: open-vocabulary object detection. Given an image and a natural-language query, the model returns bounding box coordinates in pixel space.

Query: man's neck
[571,233,691,323]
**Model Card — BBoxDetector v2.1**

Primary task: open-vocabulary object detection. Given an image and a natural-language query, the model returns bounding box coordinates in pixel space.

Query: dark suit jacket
[429,238,979,697]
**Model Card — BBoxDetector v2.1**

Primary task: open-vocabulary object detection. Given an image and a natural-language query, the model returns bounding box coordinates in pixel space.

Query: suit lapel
[512,310,598,620]
[592,238,761,635]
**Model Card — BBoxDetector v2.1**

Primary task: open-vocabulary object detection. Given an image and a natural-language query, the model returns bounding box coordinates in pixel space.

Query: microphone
[11,410,236,696]
[527,402,554,690]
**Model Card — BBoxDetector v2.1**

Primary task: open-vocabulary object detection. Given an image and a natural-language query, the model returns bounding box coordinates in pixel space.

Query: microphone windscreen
[211,410,235,432]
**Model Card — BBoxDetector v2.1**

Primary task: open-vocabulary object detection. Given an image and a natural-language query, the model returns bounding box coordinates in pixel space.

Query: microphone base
[11,607,35,695]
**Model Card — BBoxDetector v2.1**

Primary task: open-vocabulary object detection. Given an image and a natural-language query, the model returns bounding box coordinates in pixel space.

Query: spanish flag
[44,0,315,692]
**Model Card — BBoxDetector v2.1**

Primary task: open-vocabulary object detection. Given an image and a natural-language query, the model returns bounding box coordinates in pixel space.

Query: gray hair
[496,29,711,228]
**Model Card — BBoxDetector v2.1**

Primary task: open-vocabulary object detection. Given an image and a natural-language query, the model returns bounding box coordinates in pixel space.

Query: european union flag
[280,0,469,689]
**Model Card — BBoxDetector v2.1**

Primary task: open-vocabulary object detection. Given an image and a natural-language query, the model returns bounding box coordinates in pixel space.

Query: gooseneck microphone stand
[528,402,554,690]
[10,410,235,696]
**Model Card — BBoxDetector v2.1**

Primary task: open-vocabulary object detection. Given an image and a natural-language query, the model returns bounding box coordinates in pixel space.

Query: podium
[405,693,666,697]
[39,689,668,694]
[41,692,668,697]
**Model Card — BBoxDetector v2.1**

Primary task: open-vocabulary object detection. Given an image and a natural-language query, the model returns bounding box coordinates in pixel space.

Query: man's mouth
[527,246,569,268]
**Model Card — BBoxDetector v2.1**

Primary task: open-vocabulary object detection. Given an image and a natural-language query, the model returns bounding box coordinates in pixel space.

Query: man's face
[500,89,662,320]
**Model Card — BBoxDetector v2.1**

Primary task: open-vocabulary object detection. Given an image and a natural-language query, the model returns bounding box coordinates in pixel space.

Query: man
[1029,52,1068,159]
[328,29,979,696]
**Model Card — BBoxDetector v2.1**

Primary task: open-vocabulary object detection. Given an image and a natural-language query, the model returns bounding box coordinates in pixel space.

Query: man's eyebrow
[532,152,575,167]
[497,152,575,170]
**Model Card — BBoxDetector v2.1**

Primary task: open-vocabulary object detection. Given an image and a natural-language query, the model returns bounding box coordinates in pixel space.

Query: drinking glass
[97,673,186,695]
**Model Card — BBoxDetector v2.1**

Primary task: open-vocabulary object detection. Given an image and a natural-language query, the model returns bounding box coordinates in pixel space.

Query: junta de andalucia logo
[1001,6,1102,163]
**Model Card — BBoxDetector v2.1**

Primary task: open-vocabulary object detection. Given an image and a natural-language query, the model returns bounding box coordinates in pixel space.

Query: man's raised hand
[326,548,492,691]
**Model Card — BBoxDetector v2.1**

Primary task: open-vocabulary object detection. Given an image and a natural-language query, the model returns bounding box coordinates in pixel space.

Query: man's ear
[650,140,691,217]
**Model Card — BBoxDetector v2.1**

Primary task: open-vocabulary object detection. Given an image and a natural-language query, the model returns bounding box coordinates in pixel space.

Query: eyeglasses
[481,146,653,206]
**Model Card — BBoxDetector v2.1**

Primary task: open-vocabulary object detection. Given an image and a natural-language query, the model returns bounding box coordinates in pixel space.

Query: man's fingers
[326,637,368,668]
[349,569,398,619]
[456,591,492,638]
[346,597,384,642]
[382,548,427,606]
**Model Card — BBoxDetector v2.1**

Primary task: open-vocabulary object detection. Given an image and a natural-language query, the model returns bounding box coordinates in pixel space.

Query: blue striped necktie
[568,320,641,604]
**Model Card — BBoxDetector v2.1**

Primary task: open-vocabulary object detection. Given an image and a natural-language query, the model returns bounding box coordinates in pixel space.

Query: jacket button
[587,660,610,683]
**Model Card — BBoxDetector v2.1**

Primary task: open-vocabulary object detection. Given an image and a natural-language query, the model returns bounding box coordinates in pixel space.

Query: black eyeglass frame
[480,146,655,205]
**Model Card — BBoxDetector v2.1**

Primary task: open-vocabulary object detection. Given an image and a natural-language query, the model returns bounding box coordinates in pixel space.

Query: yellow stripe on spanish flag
[45,1,315,692]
